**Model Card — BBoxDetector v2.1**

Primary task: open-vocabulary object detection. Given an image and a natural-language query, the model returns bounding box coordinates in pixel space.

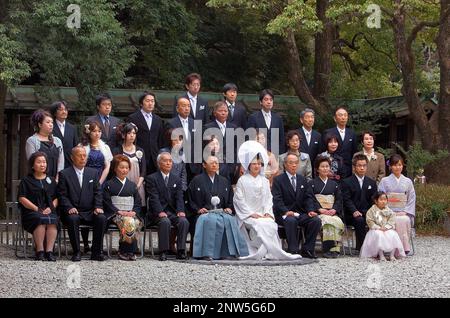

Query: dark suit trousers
[347,216,367,250]
[63,213,107,255]
[154,214,189,252]
[282,214,321,253]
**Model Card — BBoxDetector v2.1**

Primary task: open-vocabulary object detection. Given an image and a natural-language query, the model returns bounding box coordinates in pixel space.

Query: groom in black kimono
[58,146,107,262]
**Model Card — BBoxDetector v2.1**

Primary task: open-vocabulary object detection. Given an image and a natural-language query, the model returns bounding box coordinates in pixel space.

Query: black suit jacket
[247,110,285,153]
[272,172,315,223]
[53,121,79,168]
[86,114,121,149]
[323,127,358,178]
[126,110,165,175]
[342,174,378,221]
[166,116,202,176]
[298,127,322,167]
[173,93,210,124]
[145,171,185,219]
[227,101,247,129]
[187,173,234,217]
[57,166,103,216]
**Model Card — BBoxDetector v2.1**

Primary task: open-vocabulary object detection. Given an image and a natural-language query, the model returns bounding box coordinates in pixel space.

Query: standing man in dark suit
[167,97,202,181]
[222,83,247,129]
[298,108,322,174]
[173,73,210,125]
[342,154,378,251]
[247,89,285,154]
[272,153,321,258]
[126,92,165,176]
[86,93,121,149]
[323,106,357,178]
[50,101,79,169]
[146,152,189,261]
[58,146,107,262]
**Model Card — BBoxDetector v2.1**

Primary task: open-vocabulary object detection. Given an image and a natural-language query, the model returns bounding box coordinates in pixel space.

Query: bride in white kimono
[233,141,301,260]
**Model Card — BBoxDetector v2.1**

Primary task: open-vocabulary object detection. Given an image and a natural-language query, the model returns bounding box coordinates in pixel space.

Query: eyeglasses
[355,164,367,168]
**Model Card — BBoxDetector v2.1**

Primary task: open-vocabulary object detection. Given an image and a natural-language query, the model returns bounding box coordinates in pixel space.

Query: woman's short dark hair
[118,122,138,143]
[95,93,112,107]
[372,191,388,203]
[49,101,67,118]
[324,134,339,148]
[259,89,274,102]
[314,154,331,170]
[285,130,302,148]
[28,151,48,173]
[361,131,376,143]
[388,154,404,166]
[138,91,156,106]
[111,154,131,173]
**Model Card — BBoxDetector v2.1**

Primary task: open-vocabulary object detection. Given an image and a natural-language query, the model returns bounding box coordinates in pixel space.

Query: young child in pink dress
[360,191,406,261]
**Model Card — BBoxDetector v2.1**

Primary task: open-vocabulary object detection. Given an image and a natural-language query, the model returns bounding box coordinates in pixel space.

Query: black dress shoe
[71,252,81,262]
[159,252,167,261]
[300,250,317,259]
[176,250,187,260]
[83,245,91,254]
[35,251,45,261]
[323,251,334,259]
[90,253,106,261]
[45,251,57,262]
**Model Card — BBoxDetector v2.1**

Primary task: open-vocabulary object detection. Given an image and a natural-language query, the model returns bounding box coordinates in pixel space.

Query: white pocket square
[89,180,93,183]
[301,185,304,189]
[368,185,372,189]
[314,141,318,144]
[173,184,177,188]
[349,139,353,141]
[200,105,205,110]
[197,188,201,191]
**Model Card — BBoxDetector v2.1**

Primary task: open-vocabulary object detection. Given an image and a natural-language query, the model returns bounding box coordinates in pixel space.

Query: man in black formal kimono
[145,152,189,261]
[246,89,285,154]
[86,93,122,149]
[298,108,322,175]
[187,155,234,240]
[172,73,210,125]
[272,153,321,258]
[222,83,247,130]
[126,92,165,175]
[323,107,357,178]
[58,146,107,261]
[167,97,202,182]
[342,154,378,251]
[50,101,79,169]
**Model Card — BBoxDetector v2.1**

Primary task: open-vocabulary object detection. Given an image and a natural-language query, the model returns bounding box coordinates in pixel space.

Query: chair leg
[149,230,154,257]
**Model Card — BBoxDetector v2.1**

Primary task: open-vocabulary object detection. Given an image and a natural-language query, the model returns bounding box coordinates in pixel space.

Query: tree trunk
[283,30,329,117]
[437,0,450,149]
[392,1,440,151]
[313,0,335,107]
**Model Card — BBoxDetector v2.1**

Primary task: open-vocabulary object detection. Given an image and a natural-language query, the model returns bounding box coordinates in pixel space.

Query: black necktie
[104,116,110,138]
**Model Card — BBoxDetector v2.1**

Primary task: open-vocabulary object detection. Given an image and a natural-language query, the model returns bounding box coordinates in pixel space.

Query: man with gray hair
[145,151,189,261]
[298,108,322,173]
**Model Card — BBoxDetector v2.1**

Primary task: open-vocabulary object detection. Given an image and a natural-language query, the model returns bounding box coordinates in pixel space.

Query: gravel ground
[0,236,449,298]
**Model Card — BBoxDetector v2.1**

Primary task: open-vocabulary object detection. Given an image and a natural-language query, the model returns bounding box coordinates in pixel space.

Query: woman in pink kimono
[378,154,416,254]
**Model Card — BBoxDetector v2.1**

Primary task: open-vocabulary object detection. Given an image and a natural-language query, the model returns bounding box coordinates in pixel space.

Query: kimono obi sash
[386,192,407,209]
[315,194,335,209]
[111,196,134,211]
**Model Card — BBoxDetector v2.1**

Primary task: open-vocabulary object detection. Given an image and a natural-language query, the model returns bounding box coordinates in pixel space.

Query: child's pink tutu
[360,229,406,258]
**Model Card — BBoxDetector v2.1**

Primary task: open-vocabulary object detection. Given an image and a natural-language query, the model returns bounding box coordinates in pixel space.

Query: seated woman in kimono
[233,141,301,261]
[188,155,248,260]
[309,155,345,258]
[378,154,416,254]
[103,154,142,261]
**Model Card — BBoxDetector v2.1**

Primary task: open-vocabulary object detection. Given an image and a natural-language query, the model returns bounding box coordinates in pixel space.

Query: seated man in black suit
[222,83,247,129]
[86,93,121,149]
[58,146,107,261]
[342,154,378,251]
[272,153,321,258]
[145,151,189,261]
